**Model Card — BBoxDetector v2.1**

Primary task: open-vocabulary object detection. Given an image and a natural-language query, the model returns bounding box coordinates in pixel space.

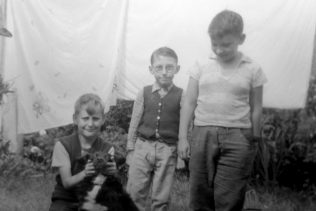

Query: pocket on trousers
[167,144,177,158]
[240,128,258,150]
[240,128,253,142]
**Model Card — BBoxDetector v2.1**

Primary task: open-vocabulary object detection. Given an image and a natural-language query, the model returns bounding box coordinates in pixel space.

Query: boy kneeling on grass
[49,93,118,211]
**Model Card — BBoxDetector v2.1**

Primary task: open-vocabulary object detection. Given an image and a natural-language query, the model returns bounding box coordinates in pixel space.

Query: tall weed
[251,75,316,194]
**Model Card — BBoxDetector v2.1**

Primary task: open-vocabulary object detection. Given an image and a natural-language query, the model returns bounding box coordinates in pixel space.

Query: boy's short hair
[74,93,105,117]
[208,10,244,38]
[150,47,178,65]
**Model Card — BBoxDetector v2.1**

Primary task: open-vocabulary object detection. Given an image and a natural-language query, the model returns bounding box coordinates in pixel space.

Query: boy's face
[149,55,180,88]
[73,104,105,141]
[211,33,245,63]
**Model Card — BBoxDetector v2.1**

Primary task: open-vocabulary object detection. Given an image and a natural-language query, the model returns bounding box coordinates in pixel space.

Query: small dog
[73,151,139,211]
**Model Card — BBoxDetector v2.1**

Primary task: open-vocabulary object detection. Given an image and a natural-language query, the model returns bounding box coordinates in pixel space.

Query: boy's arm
[250,85,263,138]
[59,162,94,189]
[178,77,198,159]
[126,89,144,165]
[52,142,94,189]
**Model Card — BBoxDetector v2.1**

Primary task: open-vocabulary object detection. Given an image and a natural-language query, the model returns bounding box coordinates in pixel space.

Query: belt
[138,135,176,146]
[138,135,163,142]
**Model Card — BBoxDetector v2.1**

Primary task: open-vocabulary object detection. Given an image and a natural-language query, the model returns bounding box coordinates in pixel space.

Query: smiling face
[73,103,105,141]
[211,33,245,64]
[149,55,180,89]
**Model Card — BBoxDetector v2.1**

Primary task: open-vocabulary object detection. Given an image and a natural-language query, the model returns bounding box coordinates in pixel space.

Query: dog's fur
[73,152,139,211]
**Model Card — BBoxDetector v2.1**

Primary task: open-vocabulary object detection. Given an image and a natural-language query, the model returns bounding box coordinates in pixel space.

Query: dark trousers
[189,126,257,211]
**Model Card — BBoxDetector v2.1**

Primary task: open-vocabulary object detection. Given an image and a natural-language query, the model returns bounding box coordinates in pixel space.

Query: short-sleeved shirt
[51,141,114,169]
[190,53,267,128]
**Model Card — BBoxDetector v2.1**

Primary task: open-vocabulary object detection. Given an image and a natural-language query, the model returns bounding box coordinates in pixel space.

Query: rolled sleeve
[252,66,268,88]
[188,61,202,81]
[126,90,144,151]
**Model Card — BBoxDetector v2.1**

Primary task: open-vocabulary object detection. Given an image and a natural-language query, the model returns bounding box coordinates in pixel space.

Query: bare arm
[178,77,198,159]
[59,161,95,189]
[250,85,263,137]
[52,142,95,189]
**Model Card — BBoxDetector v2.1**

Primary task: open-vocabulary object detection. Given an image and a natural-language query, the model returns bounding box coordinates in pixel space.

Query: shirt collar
[152,82,174,93]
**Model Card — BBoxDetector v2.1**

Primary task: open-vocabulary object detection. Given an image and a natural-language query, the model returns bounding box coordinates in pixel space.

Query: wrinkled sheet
[3,0,127,133]
[121,0,316,110]
[2,0,316,134]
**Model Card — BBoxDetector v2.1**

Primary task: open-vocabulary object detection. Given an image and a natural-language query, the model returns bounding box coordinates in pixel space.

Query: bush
[0,74,14,103]
[22,124,75,174]
[103,99,133,133]
[251,75,316,194]
[0,137,43,178]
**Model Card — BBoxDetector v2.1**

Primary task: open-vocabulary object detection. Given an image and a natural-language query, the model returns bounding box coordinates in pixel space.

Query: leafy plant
[0,137,40,178]
[103,99,133,133]
[22,124,75,174]
[0,74,14,103]
[251,75,316,194]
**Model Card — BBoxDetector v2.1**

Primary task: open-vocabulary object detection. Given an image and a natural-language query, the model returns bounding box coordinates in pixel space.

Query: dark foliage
[250,76,316,194]
[103,99,133,133]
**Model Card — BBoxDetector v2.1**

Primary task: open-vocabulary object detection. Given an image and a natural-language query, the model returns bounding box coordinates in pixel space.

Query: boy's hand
[126,150,134,166]
[178,138,190,160]
[82,160,95,177]
[105,161,117,175]
[252,136,262,143]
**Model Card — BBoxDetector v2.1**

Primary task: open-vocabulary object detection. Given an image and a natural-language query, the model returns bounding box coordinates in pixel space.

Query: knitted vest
[51,132,112,202]
[137,85,182,145]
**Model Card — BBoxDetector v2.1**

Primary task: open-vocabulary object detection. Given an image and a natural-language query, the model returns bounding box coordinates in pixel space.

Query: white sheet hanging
[121,0,316,109]
[2,0,316,134]
[4,0,127,133]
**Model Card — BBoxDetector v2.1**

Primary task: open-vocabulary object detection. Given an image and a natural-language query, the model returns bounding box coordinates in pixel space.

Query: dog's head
[73,151,112,176]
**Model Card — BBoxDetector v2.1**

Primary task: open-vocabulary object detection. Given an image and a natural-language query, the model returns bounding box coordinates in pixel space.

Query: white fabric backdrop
[3,0,127,133]
[2,0,316,134]
[120,0,316,109]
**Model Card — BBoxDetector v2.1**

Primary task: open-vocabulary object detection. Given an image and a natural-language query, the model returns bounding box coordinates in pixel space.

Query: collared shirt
[126,82,184,150]
[190,53,267,128]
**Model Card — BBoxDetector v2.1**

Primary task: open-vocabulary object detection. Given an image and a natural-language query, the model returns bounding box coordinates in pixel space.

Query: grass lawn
[0,172,316,211]
[0,174,53,211]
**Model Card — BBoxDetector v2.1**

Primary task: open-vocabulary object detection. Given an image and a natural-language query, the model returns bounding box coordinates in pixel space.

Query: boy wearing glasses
[126,47,183,211]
